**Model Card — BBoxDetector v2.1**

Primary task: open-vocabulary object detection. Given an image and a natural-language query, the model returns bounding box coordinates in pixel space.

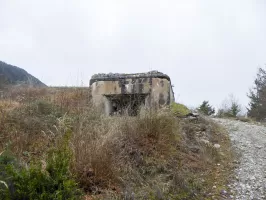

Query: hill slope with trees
[0,61,46,87]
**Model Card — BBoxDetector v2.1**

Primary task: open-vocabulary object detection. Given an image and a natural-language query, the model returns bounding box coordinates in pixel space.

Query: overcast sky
[0,0,265,108]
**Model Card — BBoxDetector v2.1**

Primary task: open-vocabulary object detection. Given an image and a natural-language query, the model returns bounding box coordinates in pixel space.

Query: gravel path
[214,118,266,200]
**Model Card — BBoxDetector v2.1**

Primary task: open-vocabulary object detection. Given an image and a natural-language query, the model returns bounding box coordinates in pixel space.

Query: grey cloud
[0,0,265,108]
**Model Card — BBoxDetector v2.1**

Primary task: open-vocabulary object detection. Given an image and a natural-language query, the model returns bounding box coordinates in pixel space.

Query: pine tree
[230,101,241,117]
[247,67,266,121]
[198,100,215,116]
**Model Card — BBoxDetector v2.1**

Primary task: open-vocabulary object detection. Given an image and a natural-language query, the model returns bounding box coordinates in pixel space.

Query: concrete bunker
[90,71,175,116]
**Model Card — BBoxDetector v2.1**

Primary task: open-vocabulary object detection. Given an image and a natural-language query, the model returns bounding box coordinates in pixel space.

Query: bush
[0,150,17,200]
[217,95,242,118]
[0,132,82,200]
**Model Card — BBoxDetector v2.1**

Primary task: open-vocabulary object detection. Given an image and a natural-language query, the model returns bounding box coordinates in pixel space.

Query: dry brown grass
[71,106,115,193]
[51,87,90,113]
[2,86,49,102]
[1,85,89,110]
[0,86,234,199]
[70,109,179,197]
[0,86,89,159]
[70,108,233,199]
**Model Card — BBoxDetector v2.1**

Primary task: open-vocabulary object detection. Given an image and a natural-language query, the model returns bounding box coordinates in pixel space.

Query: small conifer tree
[247,67,266,121]
[198,101,215,116]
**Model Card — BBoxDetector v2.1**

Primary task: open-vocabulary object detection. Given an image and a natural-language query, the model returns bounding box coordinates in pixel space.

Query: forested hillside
[0,61,46,87]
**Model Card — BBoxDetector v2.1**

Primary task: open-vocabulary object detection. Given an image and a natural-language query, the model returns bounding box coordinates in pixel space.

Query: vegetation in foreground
[0,86,233,199]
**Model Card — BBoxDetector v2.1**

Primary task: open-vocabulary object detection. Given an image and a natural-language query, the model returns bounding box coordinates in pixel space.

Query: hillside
[0,87,234,199]
[0,61,46,87]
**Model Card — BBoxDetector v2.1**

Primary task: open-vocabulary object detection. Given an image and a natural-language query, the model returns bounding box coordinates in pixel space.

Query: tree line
[197,66,266,121]
[197,95,241,118]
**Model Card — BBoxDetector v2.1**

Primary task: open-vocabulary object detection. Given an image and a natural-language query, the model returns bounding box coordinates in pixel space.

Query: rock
[213,144,221,149]
[192,112,199,117]
[200,139,210,145]
[220,189,227,195]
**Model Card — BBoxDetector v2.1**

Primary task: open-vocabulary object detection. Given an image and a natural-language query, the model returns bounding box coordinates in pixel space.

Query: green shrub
[0,132,82,200]
[217,108,240,118]
[170,103,191,117]
[0,150,17,200]
[217,95,242,118]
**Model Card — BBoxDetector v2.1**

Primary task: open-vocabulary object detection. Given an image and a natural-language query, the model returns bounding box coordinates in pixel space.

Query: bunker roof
[90,70,170,85]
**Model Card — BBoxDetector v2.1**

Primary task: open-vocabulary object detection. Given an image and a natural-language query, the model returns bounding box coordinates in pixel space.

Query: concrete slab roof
[90,71,170,85]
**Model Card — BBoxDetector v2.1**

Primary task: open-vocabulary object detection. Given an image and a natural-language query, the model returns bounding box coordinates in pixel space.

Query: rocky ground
[214,118,266,200]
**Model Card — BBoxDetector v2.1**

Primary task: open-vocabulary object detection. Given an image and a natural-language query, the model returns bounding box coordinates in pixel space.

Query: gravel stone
[213,118,266,200]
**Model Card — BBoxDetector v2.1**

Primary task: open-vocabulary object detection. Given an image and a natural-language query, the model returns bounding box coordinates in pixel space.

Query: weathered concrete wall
[150,78,172,107]
[90,71,174,115]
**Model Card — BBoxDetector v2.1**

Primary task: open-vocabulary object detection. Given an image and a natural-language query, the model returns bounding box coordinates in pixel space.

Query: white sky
[0,0,265,109]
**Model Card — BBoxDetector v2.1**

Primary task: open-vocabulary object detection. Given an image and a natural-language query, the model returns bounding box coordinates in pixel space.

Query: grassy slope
[0,86,234,199]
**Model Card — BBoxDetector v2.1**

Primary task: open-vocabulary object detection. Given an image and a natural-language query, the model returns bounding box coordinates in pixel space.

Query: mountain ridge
[0,60,46,87]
